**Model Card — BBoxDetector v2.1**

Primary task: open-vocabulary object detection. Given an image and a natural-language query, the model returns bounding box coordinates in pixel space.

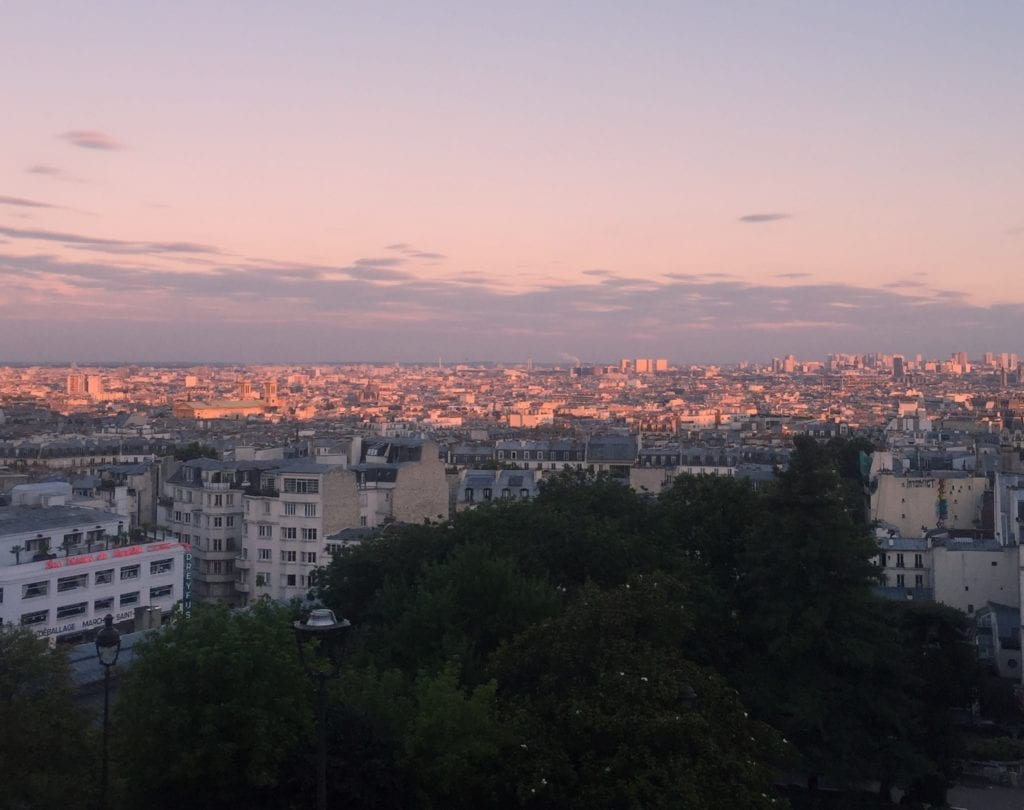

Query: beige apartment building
[871,470,988,537]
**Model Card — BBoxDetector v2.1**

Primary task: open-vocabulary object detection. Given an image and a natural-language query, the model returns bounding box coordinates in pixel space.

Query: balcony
[235,581,251,593]
[235,558,252,570]
[205,481,231,491]
[247,487,279,498]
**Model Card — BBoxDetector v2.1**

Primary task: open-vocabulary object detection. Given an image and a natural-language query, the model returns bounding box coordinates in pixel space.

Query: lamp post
[95,614,121,809]
[294,609,350,810]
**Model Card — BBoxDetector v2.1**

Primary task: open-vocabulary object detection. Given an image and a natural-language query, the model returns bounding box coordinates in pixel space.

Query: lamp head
[95,614,121,668]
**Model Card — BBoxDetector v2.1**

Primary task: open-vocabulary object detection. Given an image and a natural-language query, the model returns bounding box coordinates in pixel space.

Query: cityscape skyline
[3,1,1023,361]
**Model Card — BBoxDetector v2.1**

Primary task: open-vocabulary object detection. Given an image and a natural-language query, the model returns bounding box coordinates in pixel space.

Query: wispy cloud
[0,224,218,256]
[26,164,83,183]
[0,195,58,209]
[59,130,125,151]
[776,272,811,279]
[738,213,791,223]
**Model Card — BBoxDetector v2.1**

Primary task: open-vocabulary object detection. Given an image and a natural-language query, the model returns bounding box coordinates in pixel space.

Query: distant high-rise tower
[893,355,906,380]
[635,358,652,373]
[86,375,104,400]
[66,371,84,396]
[263,380,279,406]
[654,358,669,372]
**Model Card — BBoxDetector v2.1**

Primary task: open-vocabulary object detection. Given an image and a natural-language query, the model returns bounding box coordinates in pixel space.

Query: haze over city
[2,1,1022,363]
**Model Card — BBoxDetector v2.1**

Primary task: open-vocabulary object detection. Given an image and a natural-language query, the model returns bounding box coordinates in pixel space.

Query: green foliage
[0,628,96,810]
[965,736,1024,761]
[113,602,311,809]
[172,441,219,461]
[493,580,788,809]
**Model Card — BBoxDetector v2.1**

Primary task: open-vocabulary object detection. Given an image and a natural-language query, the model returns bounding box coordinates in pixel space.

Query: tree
[113,602,311,809]
[491,580,789,809]
[172,442,218,461]
[0,627,96,810]
[9,543,24,564]
[731,436,896,787]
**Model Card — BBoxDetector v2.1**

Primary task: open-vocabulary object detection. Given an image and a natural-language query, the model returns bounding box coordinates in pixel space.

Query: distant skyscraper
[86,375,104,400]
[654,358,668,372]
[635,358,652,373]
[66,371,84,395]
[893,355,906,380]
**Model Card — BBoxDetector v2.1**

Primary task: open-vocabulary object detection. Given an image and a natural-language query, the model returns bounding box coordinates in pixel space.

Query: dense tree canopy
[0,628,96,810]
[70,436,980,808]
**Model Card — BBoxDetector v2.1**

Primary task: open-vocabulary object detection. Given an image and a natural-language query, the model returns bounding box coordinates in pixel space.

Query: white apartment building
[162,458,275,605]
[237,441,449,604]
[0,505,186,644]
[238,461,358,604]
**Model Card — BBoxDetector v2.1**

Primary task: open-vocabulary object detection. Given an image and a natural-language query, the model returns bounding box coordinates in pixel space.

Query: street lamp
[95,614,121,809]
[294,609,350,810]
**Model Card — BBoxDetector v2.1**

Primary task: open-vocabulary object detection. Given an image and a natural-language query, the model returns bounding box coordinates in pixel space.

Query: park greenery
[2,437,982,808]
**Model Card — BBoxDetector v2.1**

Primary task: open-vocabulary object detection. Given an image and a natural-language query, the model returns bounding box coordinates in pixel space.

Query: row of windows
[20,586,174,626]
[172,511,236,528]
[893,574,926,588]
[172,488,237,506]
[283,502,318,517]
[497,450,582,461]
[465,487,531,503]
[279,551,318,564]
[21,560,175,600]
[283,478,319,494]
[256,525,318,540]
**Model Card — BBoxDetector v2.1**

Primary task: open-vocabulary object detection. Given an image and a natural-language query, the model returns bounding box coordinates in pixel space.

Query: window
[120,591,140,606]
[301,528,317,541]
[211,538,223,551]
[57,601,88,619]
[326,544,341,556]
[94,597,114,611]
[301,552,317,564]
[226,516,234,527]
[913,554,923,569]
[150,585,173,600]
[281,550,297,562]
[213,517,223,528]
[895,554,905,568]
[174,510,182,522]
[483,488,492,501]
[263,501,270,515]
[57,574,88,592]
[258,548,272,561]
[360,516,368,527]
[95,569,113,586]
[465,488,474,503]
[21,609,49,626]
[896,574,905,588]
[283,478,319,494]
[212,494,222,507]
[258,525,272,538]
[120,565,140,581]
[284,502,298,516]
[992,561,999,567]
[914,575,924,587]
[501,488,511,499]
[209,560,223,575]
[521,488,530,498]
[22,581,48,599]
[225,494,234,506]
[150,559,174,575]
[304,503,317,518]
[282,527,297,540]
[184,513,191,524]
[285,574,297,587]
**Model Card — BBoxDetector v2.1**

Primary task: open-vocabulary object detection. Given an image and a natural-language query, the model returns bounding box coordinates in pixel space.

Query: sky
[1,1,1022,364]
